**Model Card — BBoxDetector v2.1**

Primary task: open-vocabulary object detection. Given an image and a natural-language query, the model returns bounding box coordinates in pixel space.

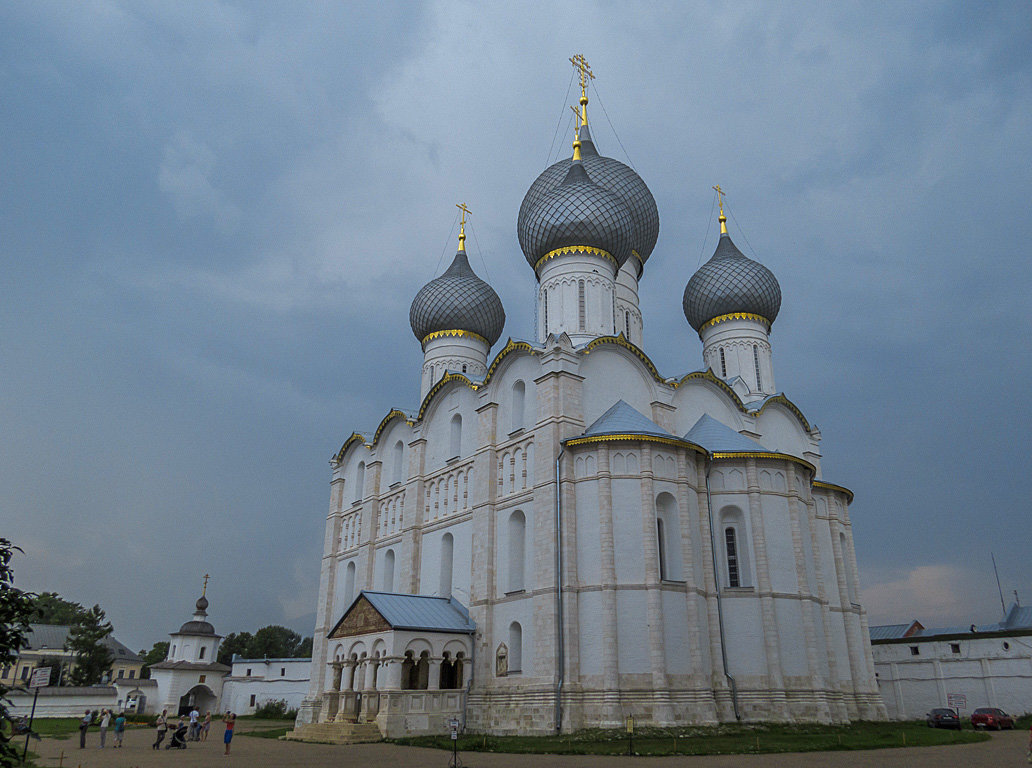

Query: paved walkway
[31,724,1030,768]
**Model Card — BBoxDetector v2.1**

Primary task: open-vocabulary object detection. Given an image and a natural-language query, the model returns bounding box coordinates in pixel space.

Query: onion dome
[409,220,505,347]
[195,595,209,612]
[682,206,781,332]
[518,123,659,271]
[178,618,215,635]
[520,134,636,272]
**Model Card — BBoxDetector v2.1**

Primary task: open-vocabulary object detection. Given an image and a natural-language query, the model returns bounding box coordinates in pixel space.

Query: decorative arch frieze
[332,432,370,464]
[582,333,667,385]
[371,409,415,448]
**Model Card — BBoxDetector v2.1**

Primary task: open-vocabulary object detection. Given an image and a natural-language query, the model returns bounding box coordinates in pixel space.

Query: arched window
[753,345,762,390]
[508,622,523,673]
[171,645,176,658]
[719,506,750,588]
[508,510,526,592]
[382,549,395,592]
[511,380,525,432]
[439,533,454,597]
[450,414,462,458]
[724,527,740,587]
[199,646,206,660]
[354,462,365,503]
[719,348,727,377]
[344,561,356,606]
[392,440,404,484]
[657,518,667,580]
[578,280,586,331]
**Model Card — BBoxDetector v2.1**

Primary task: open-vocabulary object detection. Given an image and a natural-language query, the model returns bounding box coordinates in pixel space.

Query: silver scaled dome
[519,158,636,271]
[682,231,782,332]
[518,125,659,271]
[410,248,505,346]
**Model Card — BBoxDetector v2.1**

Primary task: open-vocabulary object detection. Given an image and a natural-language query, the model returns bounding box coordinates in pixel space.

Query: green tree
[217,632,252,666]
[65,605,113,686]
[249,625,304,659]
[28,592,86,625]
[296,636,313,658]
[0,538,36,768]
[138,641,169,679]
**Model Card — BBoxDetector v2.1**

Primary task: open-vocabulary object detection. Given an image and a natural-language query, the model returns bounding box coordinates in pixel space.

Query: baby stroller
[166,722,188,749]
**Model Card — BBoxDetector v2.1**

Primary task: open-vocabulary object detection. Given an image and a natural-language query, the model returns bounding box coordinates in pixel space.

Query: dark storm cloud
[1,0,1029,649]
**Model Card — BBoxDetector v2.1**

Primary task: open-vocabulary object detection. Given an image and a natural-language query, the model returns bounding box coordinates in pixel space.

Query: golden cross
[202,574,210,596]
[712,185,726,217]
[569,54,594,94]
[456,203,472,249]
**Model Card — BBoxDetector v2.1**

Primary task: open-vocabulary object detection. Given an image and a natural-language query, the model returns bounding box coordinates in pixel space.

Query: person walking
[222,711,236,755]
[98,709,110,748]
[78,709,91,749]
[153,709,168,750]
[189,706,200,741]
[202,711,212,741]
[113,712,126,748]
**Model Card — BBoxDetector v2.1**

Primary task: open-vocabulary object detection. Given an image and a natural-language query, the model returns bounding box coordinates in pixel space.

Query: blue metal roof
[581,400,674,439]
[684,414,770,453]
[868,623,915,641]
[358,591,475,634]
[869,604,1032,641]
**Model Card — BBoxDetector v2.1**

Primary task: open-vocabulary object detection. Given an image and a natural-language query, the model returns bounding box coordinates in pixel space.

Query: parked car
[970,707,1015,730]
[925,707,961,729]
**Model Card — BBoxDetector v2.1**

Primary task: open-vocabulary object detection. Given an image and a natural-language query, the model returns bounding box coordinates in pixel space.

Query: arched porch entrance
[178,684,217,716]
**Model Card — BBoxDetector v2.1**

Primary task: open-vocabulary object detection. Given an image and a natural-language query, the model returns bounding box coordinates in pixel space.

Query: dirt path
[31,724,1030,768]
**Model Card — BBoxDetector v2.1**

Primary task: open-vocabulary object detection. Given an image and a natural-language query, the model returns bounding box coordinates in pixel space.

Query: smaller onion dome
[409,221,505,347]
[682,207,781,332]
[520,137,635,272]
[195,595,209,613]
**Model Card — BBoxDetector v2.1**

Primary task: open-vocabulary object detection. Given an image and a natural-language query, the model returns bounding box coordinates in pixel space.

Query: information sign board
[29,667,51,689]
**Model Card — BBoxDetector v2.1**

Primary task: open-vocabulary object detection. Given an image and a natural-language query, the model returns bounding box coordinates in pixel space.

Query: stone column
[638,444,671,722]
[785,468,828,720]
[596,444,620,722]
[384,657,404,690]
[696,461,733,721]
[428,658,442,691]
[676,450,707,686]
[744,460,788,718]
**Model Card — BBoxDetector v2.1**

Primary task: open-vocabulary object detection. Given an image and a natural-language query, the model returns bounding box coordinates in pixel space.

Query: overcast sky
[2,1,1030,653]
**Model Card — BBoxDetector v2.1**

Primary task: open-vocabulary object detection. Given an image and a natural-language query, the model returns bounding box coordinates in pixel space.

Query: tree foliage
[0,538,36,768]
[66,605,113,686]
[216,626,312,666]
[29,592,86,625]
[138,641,169,679]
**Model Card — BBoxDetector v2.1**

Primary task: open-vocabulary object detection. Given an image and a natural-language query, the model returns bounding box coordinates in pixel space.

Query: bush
[252,700,298,720]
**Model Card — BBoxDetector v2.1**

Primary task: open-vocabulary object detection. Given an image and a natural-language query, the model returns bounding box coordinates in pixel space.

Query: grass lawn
[239,726,292,739]
[392,720,990,756]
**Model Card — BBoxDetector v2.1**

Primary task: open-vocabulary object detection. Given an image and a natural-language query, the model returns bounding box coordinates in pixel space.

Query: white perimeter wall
[874,635,1032,719]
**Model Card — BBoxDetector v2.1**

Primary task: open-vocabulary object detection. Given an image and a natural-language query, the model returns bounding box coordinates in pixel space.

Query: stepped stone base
[286,720,382,745]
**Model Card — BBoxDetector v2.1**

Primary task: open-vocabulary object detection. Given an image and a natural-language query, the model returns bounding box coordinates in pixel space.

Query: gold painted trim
[711,451,816,475]
[332,432,369,464]
[483,338,536,385]
[565,433,707,454]
[416,372,479,422]
[421,328,489,348]
[372,409,415,447]
[583,333,667,385]
[751,394,812,432]
[534,245,617,273]
[698,312,771,334]
[813,480,854,504]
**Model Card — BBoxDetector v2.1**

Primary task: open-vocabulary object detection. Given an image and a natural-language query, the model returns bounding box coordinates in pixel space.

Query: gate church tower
[295,57,886,739]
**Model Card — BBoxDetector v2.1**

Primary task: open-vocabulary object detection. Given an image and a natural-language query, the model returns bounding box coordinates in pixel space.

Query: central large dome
[518,125,659,271]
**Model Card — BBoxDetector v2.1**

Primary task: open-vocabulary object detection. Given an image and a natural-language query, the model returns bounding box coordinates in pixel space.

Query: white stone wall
[873,635,1032,719]
[223,659,312,715]
[301,333,884,732]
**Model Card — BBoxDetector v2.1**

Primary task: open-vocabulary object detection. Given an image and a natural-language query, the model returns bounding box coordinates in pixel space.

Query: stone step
[286,721,382,745]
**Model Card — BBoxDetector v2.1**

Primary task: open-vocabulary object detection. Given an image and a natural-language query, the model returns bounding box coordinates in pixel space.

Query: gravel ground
[30,723,1029,768]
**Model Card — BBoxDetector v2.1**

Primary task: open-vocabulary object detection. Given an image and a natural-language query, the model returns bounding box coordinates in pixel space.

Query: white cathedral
[294,66,886,739]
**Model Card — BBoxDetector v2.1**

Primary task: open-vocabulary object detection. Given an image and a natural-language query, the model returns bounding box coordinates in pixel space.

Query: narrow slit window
[719,348,727,377]
[657,518,667,580]
[578,280,586,331]
[725,527,740,587]
[753,345,762,390]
